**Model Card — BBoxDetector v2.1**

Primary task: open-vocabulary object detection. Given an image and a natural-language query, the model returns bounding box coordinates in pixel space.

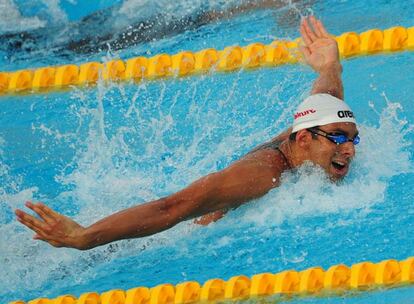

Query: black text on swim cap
[337,110,354,119]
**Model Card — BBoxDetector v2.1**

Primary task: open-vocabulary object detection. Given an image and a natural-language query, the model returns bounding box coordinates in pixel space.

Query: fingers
[17,213,50,239]
[33,232,51,242]
[34,233,63,248]
[316,19,330,38]
[300,20,312,46]
[302,17,317,43]
[15,208,52,234]
[301,16,328,44]
[309,16,323,37]
[25,201,58,224]
[16,202,69,248]
[18,210,61,245]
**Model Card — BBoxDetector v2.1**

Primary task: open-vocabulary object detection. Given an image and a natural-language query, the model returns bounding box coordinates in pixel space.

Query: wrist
[76,226,96,250]
[318,62,342,74]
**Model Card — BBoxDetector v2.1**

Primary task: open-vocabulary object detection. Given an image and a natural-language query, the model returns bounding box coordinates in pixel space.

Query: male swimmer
[15,16,359,250]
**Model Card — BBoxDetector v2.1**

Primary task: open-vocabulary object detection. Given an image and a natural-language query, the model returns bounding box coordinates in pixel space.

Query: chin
[328,166,349,181]
[329,173,345,182]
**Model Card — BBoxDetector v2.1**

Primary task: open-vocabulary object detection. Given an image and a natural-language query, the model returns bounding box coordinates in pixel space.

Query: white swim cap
[292,93,356,133]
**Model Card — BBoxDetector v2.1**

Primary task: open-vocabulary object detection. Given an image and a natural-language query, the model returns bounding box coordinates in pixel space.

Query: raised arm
[258,17,343,149]
[15,149,283,250]
[300,16,343,99]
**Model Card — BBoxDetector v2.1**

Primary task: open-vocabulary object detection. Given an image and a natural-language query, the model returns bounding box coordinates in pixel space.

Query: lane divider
[9,256,414,304]
[0,25,413,96]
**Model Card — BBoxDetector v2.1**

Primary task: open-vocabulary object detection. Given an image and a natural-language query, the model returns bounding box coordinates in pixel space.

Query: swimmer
[15,16,359,250]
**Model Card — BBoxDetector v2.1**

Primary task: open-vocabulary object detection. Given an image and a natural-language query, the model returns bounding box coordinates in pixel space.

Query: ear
[295,129,313,149]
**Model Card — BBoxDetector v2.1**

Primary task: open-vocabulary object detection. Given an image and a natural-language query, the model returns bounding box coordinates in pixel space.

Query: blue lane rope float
[0,25,413,96]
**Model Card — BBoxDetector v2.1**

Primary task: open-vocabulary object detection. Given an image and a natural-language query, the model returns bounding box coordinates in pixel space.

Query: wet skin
[14,16,353,249]
[304,122,358,181]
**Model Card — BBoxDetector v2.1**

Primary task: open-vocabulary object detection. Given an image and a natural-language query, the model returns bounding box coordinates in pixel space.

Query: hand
[299,16,341,73]
[15,201,89,250]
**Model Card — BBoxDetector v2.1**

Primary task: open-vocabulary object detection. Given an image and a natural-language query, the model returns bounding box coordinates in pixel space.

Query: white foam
[1,75,412,297]
[115,0,254,30]
[0,0,70,34]
[0,0,46,33]
[222,95,413,229]
[41,0,68,25]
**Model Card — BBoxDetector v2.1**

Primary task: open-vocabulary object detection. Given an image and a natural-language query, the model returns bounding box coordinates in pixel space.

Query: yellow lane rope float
[9,256,414,304]
[0,25,413,96]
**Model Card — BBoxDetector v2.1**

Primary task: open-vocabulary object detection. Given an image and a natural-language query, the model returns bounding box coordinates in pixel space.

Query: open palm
[300,16,340,72]
[15,201,87,249]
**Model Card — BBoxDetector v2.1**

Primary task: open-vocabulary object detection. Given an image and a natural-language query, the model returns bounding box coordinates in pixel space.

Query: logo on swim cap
[337,110,354,118]
[294,109,316,120]
[291,94,356,133]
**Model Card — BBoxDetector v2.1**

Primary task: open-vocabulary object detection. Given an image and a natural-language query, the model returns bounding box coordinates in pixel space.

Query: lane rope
[4,25,414,304]
[0,26,413,96]
[9,256,414,304]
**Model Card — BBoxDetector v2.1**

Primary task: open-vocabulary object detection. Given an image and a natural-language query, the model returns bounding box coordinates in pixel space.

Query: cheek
[311,144,337,166]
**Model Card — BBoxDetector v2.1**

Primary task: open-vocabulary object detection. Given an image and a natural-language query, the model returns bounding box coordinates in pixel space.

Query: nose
[339,141,355,158]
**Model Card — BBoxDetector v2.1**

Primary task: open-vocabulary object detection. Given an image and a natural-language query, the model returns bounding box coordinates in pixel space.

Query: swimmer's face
[305,122,358,180]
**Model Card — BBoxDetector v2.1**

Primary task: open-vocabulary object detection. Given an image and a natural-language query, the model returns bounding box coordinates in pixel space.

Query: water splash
[0,136,27,224]
[1,63,413,301]
[231,94,413,228]
[0,0,46,33]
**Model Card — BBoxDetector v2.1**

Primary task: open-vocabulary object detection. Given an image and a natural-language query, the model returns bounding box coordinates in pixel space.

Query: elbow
[160,197,188,227]
[162,195,200,224]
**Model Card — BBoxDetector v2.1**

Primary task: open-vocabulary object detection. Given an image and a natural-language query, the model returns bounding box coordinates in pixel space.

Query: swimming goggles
[307,127,360,145]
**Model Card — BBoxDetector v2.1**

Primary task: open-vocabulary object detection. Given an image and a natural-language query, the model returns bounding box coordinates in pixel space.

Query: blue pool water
[1,0,414,303]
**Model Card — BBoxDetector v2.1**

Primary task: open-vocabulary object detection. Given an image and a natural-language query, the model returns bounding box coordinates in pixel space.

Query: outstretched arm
[15,149,283,250]
[300,16,343,100]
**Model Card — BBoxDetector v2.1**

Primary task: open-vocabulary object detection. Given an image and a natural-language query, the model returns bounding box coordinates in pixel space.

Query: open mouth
[331,160,349,178]
[332,160,346,171]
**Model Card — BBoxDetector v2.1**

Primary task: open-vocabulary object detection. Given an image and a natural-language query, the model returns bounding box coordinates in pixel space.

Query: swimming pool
[1,0,414,303]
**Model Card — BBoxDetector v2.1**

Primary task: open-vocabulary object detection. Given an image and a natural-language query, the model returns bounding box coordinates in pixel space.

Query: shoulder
[248,146,286,165]
[232,145,288,179]
[248,138,281,154]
